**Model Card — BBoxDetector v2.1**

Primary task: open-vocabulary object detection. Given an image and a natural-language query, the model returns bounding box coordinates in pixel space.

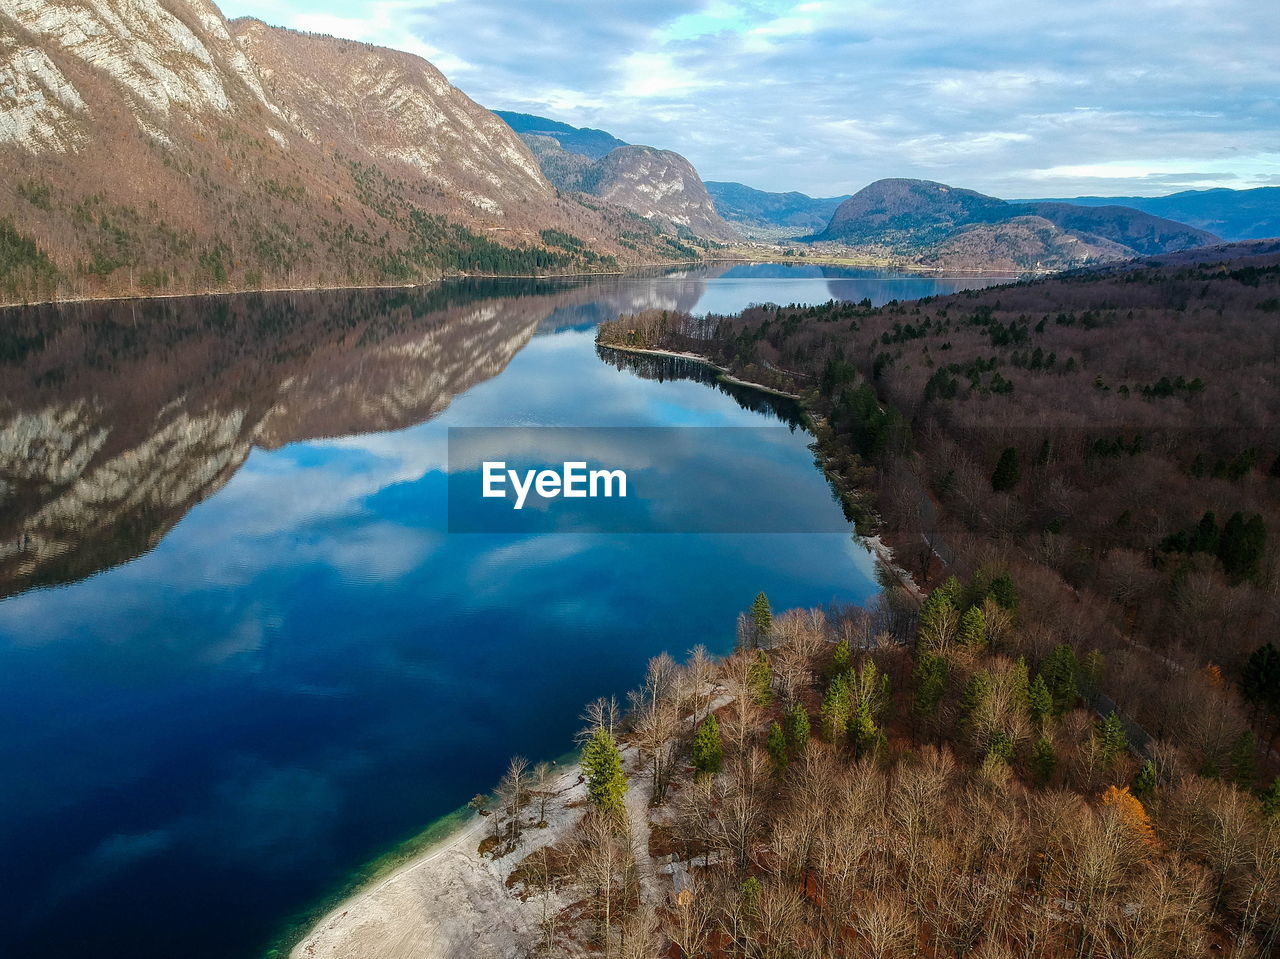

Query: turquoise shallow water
[0,264,999,957]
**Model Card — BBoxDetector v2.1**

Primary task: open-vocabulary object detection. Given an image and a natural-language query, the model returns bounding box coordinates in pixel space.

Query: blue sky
[220,0,1280,198]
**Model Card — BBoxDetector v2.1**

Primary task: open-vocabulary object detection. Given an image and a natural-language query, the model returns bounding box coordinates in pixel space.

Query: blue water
[0,264,998,957]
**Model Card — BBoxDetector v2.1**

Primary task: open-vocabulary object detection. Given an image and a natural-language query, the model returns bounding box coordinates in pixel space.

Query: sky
[219,0,1280,199]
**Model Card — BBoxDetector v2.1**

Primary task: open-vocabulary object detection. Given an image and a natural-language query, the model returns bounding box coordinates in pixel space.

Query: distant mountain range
[1018,187,1280,242]
[810,178,1221,270]
[704,182,852,235]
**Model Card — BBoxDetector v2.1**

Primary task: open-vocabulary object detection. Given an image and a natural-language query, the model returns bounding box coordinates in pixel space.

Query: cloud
[216,0,1280,198]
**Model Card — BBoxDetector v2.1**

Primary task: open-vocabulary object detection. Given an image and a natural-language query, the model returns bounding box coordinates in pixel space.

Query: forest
[560,240,1280,956]
[478,589,1278,958]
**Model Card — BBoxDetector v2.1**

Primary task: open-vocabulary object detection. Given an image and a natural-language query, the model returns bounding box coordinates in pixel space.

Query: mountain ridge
[0,0,698,304]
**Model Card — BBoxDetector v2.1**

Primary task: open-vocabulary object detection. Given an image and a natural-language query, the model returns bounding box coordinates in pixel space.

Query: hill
[811,178,1220,269]
[1022,187,1280,242]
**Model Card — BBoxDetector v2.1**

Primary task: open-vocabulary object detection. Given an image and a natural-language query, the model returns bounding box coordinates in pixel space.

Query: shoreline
[596,342,804,399]
[0,256,1024,311]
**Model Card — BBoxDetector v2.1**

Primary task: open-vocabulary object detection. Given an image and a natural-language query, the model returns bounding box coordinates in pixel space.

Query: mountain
[1018,187,1280,242]
[703,181,851,235]
[0,0,690,305]
[813,178,1010,246]
[519,132,740,242]
[492,111,628,159]
[812,178,1219,269]
[1014,202,1219,257]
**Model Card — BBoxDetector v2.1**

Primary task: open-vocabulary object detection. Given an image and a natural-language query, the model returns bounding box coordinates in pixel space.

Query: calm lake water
[0,264,999,957]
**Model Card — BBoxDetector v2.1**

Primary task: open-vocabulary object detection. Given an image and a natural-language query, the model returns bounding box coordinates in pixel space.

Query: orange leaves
[1102,784,1157,845]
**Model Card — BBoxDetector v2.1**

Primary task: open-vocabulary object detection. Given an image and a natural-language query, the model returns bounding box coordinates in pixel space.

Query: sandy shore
[291,764,582,959]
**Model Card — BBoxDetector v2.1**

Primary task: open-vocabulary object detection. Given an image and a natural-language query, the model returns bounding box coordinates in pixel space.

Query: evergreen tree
[991,446,1021,492]
[750,592,773,644]
[1041,645,1080,715]
[1219,512,1266,582]
[581,726,627,815]
[1027,674,1052,730]
[820,673,851,744]
[1095,711,1129,764]
[1240,643,1280,719]
[1262,777,1280,819]
[1228,730,1259,788]
[748,650,774,706]
[961,670,993,723]
[849,698,882,758]
[1031,736,1057,786]
[958,605,987,647]
[1079,650,1106,699]
[912,651,949,720]
[987,572,1018,610]
[985,730,1015,765]
[692,715,723,777]
[830,637,851,678]
[784,703,811,755]
[1133,759,1158,799]
[767,722,789,777]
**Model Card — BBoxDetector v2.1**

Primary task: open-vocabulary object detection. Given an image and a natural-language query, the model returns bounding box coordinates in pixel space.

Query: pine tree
[991,446,1021,492]
[985,730,1015,765]
[912,651,948,720]
[1228,730,1259,788]
[821,673,851,744]
[849,698,882,758]
[692,715,723,776]
[830,637,851,678]
[1240,642,1280,719]
[767,722,789,777]
[1027,674,1052,730]
[749,649,773,706]
[1262,777,1280,818]
[1031,736,1057,786]
[1041,645,1079,715]
[1133,759,1158,799]
[750,592,773,644]
[987,572,1018,610]
[581,726,627,815]
[958,605,987,647]
[784,703,810,755]
[961,670,993,722]
[1095,711,1129,764]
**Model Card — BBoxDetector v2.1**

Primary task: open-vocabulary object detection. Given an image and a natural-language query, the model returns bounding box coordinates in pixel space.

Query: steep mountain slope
[497,113,738,242]
[493,110,628,159]
[0,0,686,304]
[812,178,1218,268]
[519,133,739,241]
[704,181,851,235]
[1021,187,1280,241]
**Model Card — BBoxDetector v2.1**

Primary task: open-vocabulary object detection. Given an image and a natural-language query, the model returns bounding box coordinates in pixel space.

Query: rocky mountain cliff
[0,0,692,304]
[812,178,1219,269]
[501,113,739,242]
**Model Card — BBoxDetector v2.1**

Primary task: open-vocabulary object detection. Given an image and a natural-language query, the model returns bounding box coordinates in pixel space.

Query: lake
[0,264,1001,957]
